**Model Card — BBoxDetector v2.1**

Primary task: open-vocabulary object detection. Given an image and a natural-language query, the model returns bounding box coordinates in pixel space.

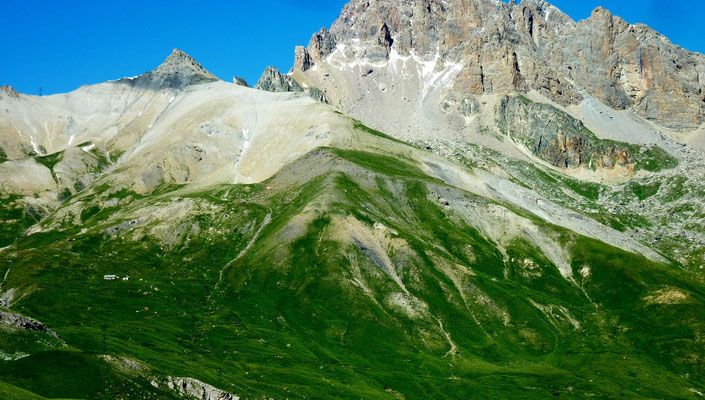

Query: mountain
[292,0,705,131]
[289,0,705,276]
[121,48,221,90]
[0,1,704,399]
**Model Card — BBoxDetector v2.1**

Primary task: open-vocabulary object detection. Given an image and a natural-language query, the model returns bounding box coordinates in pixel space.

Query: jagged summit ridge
[120,48,220,90]
[254,66,303,93]
[292,0,705,130]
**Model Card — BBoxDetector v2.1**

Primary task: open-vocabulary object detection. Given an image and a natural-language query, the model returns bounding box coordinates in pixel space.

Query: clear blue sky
[3,0,703,95]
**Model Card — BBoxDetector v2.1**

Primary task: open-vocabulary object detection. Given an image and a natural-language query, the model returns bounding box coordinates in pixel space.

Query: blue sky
[3,0,703,95]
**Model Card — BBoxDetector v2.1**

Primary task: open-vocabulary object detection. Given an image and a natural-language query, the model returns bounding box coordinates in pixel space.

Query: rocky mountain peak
[120,48,220,90]
[292,0,705,130]
[254,66,303,93]
[233,76,250,87]
[308,27,337,64]
[155,49,212,75]
[591,6,611,17]
[0,85,20,99]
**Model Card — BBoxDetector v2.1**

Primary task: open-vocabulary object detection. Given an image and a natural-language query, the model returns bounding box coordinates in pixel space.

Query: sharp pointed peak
[118,48,220,90]
[159,49,196,66]
[170,48,189,57]
[155,48,214,75]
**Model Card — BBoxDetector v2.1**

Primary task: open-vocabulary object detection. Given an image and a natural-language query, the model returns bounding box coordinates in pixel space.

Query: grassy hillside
[0,139,704,399]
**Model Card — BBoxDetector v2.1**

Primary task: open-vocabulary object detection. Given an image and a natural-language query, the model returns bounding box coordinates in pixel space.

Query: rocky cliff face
[254,66,303,93]
[498,95,635,171]
[254,66,329,103]
[292,0,705,131]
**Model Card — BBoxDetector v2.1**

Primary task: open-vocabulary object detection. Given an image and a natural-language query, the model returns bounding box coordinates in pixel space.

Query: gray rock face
[0,309,62,340]
[498,95,635,170]
[295,0,705,130]
[232,76,250,87]
[296,27,338,72]
[166,376,239,400]
[294,46,312,72]
[377,23,394,51]
[0,85,20,99]
[308,27,337,64]
[253,67,330,103]
[254,66,303,93]
[440,93,480,117]
[308,87,329,104]
[120,49,220,90]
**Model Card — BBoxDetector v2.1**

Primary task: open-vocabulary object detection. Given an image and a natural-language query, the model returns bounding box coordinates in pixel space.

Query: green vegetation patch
[634,145,680,172]
[331,148,429,179]
[352,120,405,144]
[0,351,177,399]
[35,151,64,172]
[630,181,661,200]
[564,179,601,201]
[0,195,43,247]
[90,149,111,171]
[0,380,46,400]
[0,143,703,399]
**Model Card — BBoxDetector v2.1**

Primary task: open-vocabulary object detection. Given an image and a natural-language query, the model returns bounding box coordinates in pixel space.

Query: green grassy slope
[0,110,703,399]
[0,141,703,399]
[0,380,48,400]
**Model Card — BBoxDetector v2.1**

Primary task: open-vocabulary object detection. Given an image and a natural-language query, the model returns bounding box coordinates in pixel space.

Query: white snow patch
[29,136,40,154]
[107,75,139,83]
[241,129,251,151]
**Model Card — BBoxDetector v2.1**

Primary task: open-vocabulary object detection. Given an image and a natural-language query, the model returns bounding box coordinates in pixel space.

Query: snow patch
[30,136,40,154]
[241,129,251,151]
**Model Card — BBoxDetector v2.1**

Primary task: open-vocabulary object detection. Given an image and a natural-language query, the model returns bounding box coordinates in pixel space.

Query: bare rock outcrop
[308,27,337,64]
[0,85,20,99]
[232,76,250,87]
[0,309,62,340]
[498,95,635,170]
[294,46,312,72]
[166,376,239,400]
[293,0,705,131]
[254,66,329,103]
[254,66,303,93]
[119,49,220,90]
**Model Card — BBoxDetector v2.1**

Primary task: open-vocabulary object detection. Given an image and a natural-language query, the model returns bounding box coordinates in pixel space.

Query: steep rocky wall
[497,95,635,170]
[294,0,705,130]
